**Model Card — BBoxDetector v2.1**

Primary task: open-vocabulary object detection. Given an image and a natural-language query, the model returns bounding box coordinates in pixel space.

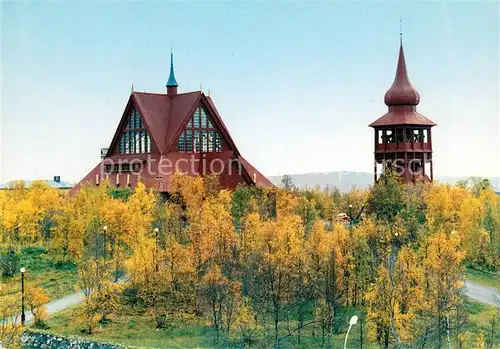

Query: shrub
[0,248,21,278]
[21,246,47,257]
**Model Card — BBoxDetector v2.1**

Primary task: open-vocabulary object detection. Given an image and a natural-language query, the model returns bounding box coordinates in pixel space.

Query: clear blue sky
[2,1,499,183]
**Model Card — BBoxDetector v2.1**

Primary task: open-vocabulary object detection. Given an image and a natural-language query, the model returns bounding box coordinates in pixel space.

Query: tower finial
[166,49,178,95]
[166,51,178,88]
[399,16,403,45]
[131,84,134,93]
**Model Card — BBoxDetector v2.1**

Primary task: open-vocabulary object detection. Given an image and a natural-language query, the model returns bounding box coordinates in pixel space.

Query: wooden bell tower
[369,41,436,184]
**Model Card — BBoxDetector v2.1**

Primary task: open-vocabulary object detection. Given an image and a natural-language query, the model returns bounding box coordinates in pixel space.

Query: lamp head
[154,228,159,233]
[349,204,353,208]
[349,315,358,325]
[20,267,26,273]
[103,225,107,231]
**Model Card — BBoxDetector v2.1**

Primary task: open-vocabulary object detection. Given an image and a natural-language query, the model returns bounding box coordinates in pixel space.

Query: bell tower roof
[384,42,420,106]
[369,39,436,128]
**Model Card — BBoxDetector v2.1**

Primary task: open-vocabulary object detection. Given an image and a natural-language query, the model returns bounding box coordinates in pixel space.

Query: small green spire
[166,52,178,88]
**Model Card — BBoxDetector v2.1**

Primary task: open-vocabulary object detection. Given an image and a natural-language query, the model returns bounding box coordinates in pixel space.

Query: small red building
[370,40,436,184]
[71,54,272,195]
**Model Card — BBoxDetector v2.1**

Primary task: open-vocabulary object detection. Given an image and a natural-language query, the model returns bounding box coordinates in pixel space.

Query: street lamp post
[349,204,353,228]
[103,225,108,259]
[347,204,366,228]
[343,315,358,349]
[20,267,26,326]
[154,228,159,272]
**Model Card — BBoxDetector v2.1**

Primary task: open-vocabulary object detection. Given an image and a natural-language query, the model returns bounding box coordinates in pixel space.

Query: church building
[71,54,272,195]
[369,39,436,184]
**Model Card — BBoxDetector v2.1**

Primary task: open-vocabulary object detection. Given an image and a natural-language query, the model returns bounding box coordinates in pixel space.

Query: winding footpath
[17,277,127,325]
[21,290,86,324]
[464,280,499,307]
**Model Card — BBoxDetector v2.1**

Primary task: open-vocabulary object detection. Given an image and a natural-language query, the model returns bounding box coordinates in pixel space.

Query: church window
[119,108,152,154]
[201,109,207,128]
[201,131,208,152]
[194,130,201,152]
[120,136,125,153]
[178,132,186,152]
[193,110,201,128]
[186,130,193,152]
[135,132,140,153]
[215,133,222,152]
[208,131,215,152]
[176,106,223,153]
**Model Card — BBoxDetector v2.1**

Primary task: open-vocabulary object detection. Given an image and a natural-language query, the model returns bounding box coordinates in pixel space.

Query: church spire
[384,40,420,107]
[167,52,178,95]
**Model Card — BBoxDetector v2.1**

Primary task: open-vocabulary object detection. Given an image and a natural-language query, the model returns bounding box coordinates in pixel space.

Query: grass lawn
[46,307,213,348]
[1,269,77,301]
[466,267,500,290]
[44,306,379,349]
[0,246,77,309]
[464,300,499,346]
[42,298,499,348]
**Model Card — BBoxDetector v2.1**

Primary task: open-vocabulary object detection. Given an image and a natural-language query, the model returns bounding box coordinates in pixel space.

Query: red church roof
[71,54,272,196]
[72,88,272,195]
[370,42,436,128]
[108,91,201,155]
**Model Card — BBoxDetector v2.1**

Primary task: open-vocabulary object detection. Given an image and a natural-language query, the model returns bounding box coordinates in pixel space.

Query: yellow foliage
[424,183,468,234]
[26,286,50,324]
[0,294,21,347]
[474,330,486,349]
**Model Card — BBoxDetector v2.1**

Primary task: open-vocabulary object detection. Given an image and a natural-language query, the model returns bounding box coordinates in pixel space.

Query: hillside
[268,172,500,192]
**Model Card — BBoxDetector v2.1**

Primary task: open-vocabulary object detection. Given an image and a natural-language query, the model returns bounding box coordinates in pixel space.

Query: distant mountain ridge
[268,172,500,192]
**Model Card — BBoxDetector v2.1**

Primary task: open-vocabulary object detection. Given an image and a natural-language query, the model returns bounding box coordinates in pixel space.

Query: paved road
[464,280,499,307]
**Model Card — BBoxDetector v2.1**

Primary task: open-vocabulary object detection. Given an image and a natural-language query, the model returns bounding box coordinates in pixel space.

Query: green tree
[367,167,406,223]
[281,174,295,191]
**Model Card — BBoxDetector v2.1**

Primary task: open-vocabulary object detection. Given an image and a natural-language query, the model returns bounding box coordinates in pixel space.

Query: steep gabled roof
[133,92,171,151]
[75,87,274,195]
[163,91,202,153]
[127,91,242,155]
[108,91,209,155]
